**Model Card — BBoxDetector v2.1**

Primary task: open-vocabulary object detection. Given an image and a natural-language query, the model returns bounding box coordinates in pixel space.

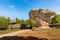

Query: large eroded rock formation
[29,8,55,28]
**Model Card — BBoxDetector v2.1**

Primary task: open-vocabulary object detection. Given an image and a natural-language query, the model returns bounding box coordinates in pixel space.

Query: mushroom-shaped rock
[29,8,55,28]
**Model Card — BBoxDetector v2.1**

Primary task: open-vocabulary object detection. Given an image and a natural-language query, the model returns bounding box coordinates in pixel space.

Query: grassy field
[0,29,20,35]
[17,28,60,40]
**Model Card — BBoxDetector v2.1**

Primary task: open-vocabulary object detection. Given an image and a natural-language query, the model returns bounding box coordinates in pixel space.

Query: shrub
[20,24,27,29]
[0,26,8,30]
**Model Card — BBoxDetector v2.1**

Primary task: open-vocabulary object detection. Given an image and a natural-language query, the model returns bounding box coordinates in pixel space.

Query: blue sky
[0,0,60,20]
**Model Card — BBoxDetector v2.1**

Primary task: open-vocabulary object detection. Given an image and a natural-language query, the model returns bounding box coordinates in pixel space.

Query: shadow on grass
[0,36,48,40]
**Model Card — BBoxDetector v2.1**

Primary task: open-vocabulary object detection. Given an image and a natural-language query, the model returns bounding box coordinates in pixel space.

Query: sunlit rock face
[29,8,55,28]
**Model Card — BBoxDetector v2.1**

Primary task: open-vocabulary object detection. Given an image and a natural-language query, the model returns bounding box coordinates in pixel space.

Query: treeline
[16,18,35,29]
[0,16,10,30]
[0,16,35,30]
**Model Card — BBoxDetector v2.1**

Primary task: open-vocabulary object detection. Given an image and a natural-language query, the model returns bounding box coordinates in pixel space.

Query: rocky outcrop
[29,8,55,28]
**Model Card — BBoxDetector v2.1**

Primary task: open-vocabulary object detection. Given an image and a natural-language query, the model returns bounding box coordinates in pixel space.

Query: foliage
[0,16,35,30]
[16,18,21,24]
[0,16,10,30]
[0,26,7,30]
[26,18,35,28]
[51,14,60,24]
[0,29,20,34]
[20,20,26,24]
[20,24,27,29]
[16,18,26,24]
[20,18,35,29]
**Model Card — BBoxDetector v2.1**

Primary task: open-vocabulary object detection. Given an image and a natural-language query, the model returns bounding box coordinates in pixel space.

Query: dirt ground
[17,29,60,40]
[0,29,60,40]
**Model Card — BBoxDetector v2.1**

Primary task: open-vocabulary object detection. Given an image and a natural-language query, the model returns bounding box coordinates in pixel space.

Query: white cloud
[9,5,16,11]
[9,5,15,9]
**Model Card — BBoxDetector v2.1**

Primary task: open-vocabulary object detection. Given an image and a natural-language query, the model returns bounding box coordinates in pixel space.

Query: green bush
[51,14,60,24]
[0,26,8,30]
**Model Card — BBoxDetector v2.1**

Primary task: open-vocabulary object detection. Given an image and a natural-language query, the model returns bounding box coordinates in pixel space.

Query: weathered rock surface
[29,8,55,28]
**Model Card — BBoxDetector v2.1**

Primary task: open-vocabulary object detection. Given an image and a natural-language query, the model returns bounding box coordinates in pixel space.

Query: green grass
[0,29,20,35]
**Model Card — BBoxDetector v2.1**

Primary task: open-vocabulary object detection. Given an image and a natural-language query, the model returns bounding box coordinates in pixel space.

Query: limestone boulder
[29,8,55,28]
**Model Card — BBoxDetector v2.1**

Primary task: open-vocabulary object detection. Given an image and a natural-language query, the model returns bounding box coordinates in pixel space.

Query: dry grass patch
[17,28,60,40]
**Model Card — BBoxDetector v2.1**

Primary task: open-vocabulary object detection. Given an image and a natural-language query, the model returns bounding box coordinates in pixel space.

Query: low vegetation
[51,14,60,24]
[0,29,20,35]
[0,16,10,30]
